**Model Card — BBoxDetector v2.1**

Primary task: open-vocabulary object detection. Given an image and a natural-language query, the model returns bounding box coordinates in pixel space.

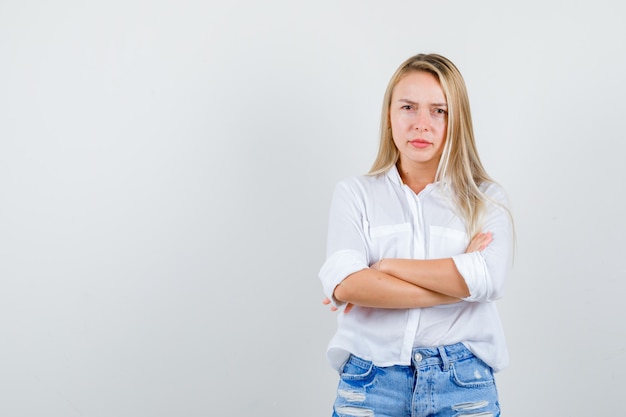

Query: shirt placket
[398,185,426,364]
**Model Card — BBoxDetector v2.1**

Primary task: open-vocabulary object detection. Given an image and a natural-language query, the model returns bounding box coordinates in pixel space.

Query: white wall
[1,1,624,415]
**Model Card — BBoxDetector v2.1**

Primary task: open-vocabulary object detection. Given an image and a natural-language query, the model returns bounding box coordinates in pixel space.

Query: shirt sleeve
[318,179,370,307]
[452,183,514,302]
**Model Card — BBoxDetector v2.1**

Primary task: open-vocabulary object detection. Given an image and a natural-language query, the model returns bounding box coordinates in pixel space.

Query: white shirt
[319,165,514,372]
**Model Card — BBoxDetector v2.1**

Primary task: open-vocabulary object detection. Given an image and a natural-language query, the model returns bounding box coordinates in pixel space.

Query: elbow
[333,282,351,303]
[333,270,364,303]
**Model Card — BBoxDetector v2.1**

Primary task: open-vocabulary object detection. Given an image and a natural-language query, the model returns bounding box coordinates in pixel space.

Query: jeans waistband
[411,342,474,371]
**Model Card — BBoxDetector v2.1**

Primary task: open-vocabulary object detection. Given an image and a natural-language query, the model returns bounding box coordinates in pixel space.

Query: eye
[401,105,414,111]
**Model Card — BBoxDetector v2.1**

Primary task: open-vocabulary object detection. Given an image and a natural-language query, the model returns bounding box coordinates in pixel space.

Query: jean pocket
[340,355,376,384]
[450,357,495,388]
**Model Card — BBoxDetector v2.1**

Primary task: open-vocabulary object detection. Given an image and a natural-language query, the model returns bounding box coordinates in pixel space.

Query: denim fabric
[332,343,500,417]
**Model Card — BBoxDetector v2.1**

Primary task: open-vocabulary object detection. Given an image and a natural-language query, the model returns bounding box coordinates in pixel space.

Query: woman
[319,53,514,416]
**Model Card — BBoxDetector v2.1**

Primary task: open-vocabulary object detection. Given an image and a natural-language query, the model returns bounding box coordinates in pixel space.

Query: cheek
[390,130,403,148]
[390,123,405,146]
[389,115,408,136]
[434,120,447,140]
[434,135,448,156]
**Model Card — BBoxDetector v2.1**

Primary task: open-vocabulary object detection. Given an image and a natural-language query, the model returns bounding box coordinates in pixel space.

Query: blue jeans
[332,343,500,417]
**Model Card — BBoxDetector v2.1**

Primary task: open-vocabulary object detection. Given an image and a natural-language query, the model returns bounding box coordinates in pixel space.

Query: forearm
[333,268,460,309]
[378,258,470,299]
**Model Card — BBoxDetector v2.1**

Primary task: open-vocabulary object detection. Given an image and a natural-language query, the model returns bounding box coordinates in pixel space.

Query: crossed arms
[323,232,492,313]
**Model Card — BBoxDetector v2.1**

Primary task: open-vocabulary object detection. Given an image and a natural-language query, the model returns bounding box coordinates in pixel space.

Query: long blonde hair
[369,53,498,237]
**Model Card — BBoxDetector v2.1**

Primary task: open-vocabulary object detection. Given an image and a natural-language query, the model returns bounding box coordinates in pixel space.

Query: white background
[1,1,624,416]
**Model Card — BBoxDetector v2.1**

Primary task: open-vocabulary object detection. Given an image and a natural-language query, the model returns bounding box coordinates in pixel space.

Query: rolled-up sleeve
[453,184,514,302]
[319,250,368,306]
[318,180,370,307]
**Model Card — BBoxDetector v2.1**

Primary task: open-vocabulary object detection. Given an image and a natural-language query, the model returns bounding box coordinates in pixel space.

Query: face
[389,71,448,171]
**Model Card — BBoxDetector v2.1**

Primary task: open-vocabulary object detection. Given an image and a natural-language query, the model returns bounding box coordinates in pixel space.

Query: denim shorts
[332,343,500,417]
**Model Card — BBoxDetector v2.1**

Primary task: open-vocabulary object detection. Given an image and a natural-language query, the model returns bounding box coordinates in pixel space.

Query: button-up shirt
[319,165,514,372]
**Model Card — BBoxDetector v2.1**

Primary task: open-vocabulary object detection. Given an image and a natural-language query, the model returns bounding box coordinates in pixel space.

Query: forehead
[392,71,446,103]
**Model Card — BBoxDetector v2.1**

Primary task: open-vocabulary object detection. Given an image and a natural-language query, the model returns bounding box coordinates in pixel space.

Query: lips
[409,139,431,149]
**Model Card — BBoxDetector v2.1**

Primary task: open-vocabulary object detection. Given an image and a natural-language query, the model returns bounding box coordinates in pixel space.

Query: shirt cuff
[319,249,369,307]
[452,252,491,302]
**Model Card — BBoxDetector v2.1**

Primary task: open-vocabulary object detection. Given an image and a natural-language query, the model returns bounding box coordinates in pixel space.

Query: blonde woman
[319,53,514,416]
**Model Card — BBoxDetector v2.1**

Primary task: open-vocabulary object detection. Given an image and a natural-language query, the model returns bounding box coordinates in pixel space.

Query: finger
[478,232,493,250]
[344,303,354,314]
[322,297,331,305]
[466,231,493,253]
[471,233,485,243]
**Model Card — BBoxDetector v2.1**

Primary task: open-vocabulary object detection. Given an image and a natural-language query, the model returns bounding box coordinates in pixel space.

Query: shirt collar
[385,164,449,190]
[385,164,404,186]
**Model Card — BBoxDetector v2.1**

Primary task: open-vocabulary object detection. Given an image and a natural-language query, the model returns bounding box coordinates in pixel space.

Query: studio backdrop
[0,1,624,416]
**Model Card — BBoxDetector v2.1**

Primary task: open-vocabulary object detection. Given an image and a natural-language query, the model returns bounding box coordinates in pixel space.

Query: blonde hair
[369,53,500,237]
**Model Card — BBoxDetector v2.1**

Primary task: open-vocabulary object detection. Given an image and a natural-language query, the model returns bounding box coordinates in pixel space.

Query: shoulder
[330,173,395,209]
[480,181,507,197]
[479,181,512,209]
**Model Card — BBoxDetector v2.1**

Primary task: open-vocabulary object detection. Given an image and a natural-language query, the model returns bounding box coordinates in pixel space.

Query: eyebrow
[398,98,447,107]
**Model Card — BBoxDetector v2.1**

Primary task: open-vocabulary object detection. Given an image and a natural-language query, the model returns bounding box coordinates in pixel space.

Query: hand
[465,231,493,253]
[322,297,354,314]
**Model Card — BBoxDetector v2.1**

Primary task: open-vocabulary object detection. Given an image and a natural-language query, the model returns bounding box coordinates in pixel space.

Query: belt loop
[437,346,450,371]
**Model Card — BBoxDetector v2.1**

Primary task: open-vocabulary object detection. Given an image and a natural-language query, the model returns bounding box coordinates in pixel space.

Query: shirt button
[414,353,423,362]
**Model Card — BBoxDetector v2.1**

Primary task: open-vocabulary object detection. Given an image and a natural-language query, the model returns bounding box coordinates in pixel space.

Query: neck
[397,159,438,194]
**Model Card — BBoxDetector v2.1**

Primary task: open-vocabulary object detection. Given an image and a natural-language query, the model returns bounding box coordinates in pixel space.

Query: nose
[413,109,430,131]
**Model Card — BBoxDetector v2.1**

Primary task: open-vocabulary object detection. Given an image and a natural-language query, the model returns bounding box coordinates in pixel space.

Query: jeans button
[414,352,423,362]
